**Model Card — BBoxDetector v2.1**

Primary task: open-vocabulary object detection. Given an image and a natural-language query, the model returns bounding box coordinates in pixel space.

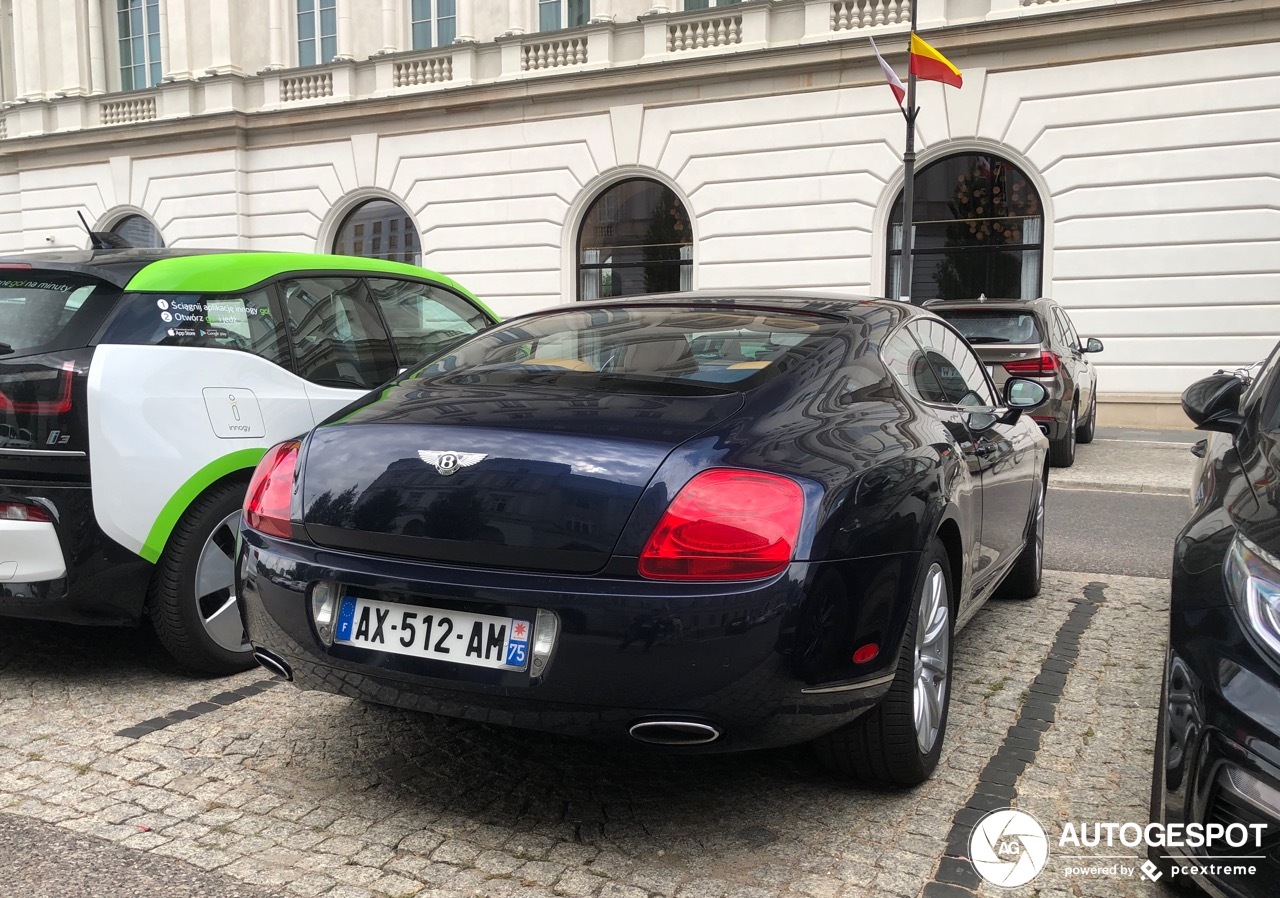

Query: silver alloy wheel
[913,562,950,755]
[193,510,250,653]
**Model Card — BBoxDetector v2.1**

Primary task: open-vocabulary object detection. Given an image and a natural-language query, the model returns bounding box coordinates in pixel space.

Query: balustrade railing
[100,96,156,125]
[831,0,912,32]
[0,0,1152,141]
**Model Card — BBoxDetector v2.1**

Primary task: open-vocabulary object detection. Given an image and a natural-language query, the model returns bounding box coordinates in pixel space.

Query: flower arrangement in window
[948,156,1040,245]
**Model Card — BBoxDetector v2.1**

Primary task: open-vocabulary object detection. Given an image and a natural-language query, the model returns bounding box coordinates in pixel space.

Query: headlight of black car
[1225,532,1280,661]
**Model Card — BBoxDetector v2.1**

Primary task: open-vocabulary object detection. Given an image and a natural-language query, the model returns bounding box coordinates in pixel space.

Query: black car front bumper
[237,527,912,752]
[1155,603,1280,896]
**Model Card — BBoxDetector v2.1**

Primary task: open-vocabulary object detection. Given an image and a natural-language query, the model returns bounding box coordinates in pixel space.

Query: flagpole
[897,3,921,305]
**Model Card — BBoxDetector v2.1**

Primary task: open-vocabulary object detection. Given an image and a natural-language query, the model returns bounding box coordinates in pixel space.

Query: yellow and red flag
[908,33,962,89]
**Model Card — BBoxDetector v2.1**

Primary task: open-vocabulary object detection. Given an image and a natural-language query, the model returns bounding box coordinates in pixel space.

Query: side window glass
[1053,309,1078,350]
[282,277,397,389]
[882,329,948,404]
[100,289,287,365]
[366,278,490,367]
[1062,309,1082,350]
[908,319,998,407]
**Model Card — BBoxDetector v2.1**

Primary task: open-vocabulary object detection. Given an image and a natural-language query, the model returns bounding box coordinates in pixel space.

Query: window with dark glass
[412,0,456,49]
[281,278,397,389]
[539,0,590,31]
[907,319,997,407]
[102,290,289,367]
[297,0,338,67]
[881,329,946,405]
[332,200,421,265]
[887,153,1044,302]
[117,0,161,90]
[109,214,164,248]
[685,0,742,9]
[578,179,692,301]
[366,278,490,366]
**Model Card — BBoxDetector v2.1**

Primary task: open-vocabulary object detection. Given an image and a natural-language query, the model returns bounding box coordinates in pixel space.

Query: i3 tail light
[638,469,804,581]
[1002,351,1059,377]
[0,363,75,415]
[0,501,51,523]
[244,440,300,539]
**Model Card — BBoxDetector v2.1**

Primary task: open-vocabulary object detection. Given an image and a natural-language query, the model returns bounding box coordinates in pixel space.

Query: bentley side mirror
[1005,378,1048,409]
[995,378,1048,425]
[1083,338,1104,353]
[1182,373,1245,434]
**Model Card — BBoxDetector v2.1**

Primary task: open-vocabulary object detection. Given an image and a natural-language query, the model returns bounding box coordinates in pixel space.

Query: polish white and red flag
[870,38,906,107]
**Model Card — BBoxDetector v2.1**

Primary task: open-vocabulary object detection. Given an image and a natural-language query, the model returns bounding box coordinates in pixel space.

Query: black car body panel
[239,292,1048,752]
[1158,351,1280,895]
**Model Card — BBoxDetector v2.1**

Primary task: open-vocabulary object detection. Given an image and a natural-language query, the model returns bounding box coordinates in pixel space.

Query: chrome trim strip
[800,673,895,694]
[628,720,721,745]
[0,449,86,457]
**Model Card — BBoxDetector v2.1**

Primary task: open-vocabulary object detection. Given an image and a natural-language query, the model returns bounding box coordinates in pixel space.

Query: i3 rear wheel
[148,481,256,675]
[813,541,954,786]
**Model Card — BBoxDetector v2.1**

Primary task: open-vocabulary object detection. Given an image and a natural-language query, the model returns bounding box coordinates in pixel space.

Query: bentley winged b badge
[418,450,487,476]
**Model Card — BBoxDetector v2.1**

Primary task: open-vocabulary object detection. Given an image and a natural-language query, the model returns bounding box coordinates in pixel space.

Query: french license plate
[335,596,530,671]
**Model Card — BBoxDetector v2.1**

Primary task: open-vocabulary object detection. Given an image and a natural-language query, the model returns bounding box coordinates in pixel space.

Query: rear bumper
[238,528,909,752]
[0,519,66,581]
[0,480,151,625]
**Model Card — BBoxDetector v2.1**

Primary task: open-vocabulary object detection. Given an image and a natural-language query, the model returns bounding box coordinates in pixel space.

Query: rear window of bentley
[414,306,844,392]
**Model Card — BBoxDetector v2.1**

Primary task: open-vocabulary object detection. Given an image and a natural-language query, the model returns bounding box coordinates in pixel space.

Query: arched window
[332,199,421,265]
[110,214,164,248]
[887,153,1044,301]
[578,179,692,300]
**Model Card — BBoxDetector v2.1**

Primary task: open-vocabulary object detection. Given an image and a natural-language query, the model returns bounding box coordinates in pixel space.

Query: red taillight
[1002,351,1059,377]
[244,441,300,539]
[0,363,74,414]
[0,501,51,522]
[638,469,804,581]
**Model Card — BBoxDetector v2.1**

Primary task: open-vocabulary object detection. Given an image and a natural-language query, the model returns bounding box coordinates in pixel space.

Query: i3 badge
[418,450,487,476]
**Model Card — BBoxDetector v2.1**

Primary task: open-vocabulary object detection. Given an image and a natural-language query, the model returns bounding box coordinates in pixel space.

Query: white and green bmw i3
[0,249,495,673]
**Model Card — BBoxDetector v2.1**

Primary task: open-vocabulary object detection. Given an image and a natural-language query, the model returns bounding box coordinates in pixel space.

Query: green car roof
[123,252,486,310]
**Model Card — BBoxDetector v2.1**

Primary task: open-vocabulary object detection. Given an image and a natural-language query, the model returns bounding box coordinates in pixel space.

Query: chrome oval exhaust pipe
[252,648,294,682]
[628,720,722,746]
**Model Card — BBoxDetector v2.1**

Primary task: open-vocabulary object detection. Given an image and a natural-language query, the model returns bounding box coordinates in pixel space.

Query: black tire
[1147,662,1199,893]
[813,540,954,786]
[999,472,1045,600]
[1049,403,1077,467]
[147,481,257,675]
[1076,392,1097,445]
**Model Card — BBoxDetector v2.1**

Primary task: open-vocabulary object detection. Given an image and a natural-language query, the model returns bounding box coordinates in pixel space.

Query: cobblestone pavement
[0,570,1169,898]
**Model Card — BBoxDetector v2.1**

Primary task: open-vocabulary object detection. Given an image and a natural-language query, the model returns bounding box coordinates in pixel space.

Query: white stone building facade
[0,0,1277,423]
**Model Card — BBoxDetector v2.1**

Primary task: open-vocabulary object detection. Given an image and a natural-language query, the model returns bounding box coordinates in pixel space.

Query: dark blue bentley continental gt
[237,292,1049,785]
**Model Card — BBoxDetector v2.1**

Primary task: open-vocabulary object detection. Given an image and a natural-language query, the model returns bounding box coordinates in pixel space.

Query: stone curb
[1049,480,1189,497]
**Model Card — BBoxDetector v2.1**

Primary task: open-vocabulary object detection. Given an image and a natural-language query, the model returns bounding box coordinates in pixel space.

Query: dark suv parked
[928,297,1103,467]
